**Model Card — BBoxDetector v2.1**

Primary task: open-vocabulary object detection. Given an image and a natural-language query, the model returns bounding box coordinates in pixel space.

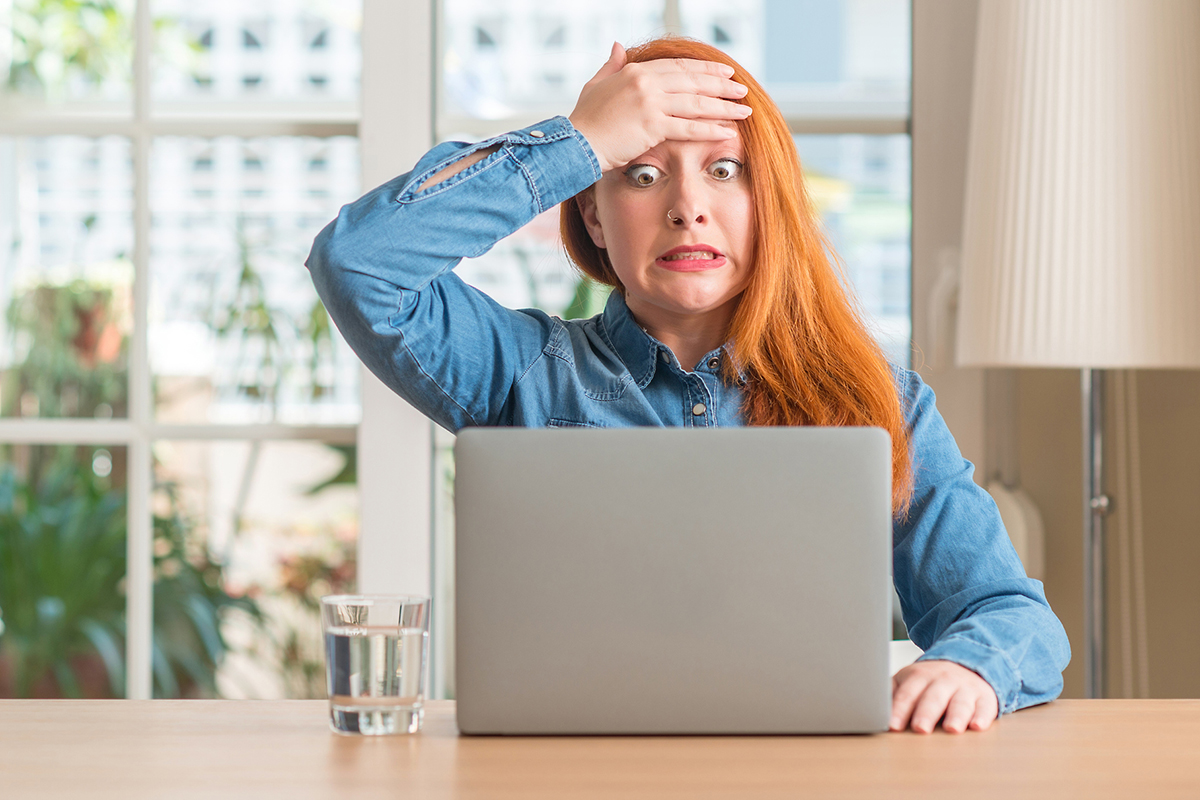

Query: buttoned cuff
[917,635,1023,716]
[502,116,603,210]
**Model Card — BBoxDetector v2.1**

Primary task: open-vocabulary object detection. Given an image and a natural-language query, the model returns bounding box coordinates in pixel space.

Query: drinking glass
[320,594,430,735]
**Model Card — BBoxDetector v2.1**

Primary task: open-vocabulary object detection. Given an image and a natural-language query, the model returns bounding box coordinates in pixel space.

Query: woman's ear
[576,190,608,250]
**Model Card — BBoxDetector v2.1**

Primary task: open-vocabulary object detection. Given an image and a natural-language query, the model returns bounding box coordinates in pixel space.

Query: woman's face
[579,131,754,325]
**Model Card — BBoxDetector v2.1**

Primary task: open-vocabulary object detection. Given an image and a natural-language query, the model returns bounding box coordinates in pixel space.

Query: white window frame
[0,0,361,699]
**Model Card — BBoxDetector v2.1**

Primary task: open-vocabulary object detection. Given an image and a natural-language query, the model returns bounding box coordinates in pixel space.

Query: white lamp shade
[957,0,1200,368]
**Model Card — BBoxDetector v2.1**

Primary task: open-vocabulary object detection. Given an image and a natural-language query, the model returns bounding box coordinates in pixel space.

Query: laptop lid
[454,427,892,734]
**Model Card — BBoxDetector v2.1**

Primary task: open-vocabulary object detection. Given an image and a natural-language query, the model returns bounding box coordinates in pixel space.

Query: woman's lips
[655,246,727,272]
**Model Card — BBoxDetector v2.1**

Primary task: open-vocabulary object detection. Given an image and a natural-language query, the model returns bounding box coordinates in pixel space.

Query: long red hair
[560,37,912,514]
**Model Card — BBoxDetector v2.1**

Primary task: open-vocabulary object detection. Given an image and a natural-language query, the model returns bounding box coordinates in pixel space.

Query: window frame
[0,0,361,699]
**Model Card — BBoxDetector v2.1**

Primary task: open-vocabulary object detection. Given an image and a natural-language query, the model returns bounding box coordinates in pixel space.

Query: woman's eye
[709,159,742,180]
[624,165,662,186]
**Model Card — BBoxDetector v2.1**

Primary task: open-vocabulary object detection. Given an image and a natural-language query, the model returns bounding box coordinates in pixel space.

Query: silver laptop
[454,427,892,735]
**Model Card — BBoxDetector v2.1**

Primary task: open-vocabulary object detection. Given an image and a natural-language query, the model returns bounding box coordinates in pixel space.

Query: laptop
[453,427,893,735]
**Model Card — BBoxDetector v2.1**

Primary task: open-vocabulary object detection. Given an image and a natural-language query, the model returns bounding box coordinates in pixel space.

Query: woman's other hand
[890,660,1000,734]
[568,42,752,174]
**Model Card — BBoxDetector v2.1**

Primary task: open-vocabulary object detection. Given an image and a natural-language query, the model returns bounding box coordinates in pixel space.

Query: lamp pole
[1082,369,1110,698]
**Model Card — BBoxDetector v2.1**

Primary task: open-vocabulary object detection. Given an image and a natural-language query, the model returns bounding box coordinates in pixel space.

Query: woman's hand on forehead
[569,42,753,175]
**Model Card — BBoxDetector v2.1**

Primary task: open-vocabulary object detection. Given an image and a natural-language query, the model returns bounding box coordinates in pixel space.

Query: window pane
[1,0,134,111]
[0,136,133,419]
[0,444,128,698]
[152,439,357,698]
[456,204,600,318]
[754,0,911,117]
[440,0,910,123]
[440,1,664,123]
[796,133,911,366]
[151,0,361,112]
[149,136,360,424]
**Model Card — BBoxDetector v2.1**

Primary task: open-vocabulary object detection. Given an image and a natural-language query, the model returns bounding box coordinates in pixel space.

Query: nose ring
[667,209,683,225]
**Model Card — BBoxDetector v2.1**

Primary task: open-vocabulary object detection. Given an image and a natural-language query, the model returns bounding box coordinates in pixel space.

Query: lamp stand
[1082,369,1111,698]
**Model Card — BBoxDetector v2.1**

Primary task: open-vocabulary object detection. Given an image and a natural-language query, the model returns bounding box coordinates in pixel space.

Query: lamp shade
[957,0,1200,368]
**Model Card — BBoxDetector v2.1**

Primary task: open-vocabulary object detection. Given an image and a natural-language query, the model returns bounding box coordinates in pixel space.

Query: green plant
[150,476,265,697]
[211,218,339,409]
[0,446,263,697]
[562,275,611,320]
[3,278,129,419]
[6,0,132,98]
[5,0,200,100]
[0,447,125,696]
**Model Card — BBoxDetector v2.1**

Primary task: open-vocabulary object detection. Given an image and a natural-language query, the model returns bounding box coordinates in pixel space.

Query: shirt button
[706,357,720,369]
[692,403,707,416]
[660,351,670,363]
[529,130,545,138]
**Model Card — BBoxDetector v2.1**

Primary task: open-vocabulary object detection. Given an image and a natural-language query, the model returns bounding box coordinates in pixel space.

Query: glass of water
[320,594,430,735]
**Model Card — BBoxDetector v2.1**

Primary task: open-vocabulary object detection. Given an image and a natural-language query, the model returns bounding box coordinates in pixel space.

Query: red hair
[560,37,912,514]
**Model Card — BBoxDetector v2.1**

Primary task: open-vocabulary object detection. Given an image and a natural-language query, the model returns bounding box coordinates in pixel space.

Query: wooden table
[2,699,1199,799]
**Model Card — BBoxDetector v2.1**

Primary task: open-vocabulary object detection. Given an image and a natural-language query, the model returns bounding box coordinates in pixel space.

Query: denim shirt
[306,115,1070,715]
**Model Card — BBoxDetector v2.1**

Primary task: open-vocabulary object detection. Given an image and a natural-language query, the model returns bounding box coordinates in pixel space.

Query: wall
[1020,369,1200,699]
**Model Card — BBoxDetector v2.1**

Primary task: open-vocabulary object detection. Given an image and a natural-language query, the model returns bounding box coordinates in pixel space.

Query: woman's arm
[305,43,750,431]
[890,370,1071,728]
[305,119,601,431]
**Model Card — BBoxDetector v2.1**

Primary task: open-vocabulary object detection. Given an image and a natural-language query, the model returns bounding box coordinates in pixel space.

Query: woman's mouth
[655,245,727,272]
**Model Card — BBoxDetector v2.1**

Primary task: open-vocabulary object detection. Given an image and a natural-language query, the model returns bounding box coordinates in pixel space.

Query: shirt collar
[599,290,748,387]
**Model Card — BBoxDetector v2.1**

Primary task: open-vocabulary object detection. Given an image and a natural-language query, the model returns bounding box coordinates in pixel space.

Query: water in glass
[325,624,428,735]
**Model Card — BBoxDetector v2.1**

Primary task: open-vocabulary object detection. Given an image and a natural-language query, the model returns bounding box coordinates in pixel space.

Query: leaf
[170,648,217,696]
[52,659,82,699]
[79,618,125,697]
[303,445,356,495]
[151,641,179,698]
[182,594,224,665]
[562,277,611,320]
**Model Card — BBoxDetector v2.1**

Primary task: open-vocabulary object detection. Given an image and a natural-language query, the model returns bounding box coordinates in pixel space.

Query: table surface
[2,699,1199,799]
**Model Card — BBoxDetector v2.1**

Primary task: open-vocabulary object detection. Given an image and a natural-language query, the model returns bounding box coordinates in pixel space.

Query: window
[0,0,363,700]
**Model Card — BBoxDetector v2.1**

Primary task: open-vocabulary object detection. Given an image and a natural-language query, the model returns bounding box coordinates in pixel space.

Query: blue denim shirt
[306,115,1070,715]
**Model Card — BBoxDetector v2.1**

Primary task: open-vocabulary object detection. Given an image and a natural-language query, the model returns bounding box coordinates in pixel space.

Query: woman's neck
[626,295,738,371]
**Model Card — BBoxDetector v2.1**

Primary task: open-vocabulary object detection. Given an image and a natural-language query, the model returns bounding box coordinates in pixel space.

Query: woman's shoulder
[887,363,933,418]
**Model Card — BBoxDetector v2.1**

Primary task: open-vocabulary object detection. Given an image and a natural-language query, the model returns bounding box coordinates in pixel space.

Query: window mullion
[126,0,154,701]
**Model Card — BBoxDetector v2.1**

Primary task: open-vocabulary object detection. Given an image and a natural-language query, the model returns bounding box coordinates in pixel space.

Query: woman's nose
[666,176,708,227]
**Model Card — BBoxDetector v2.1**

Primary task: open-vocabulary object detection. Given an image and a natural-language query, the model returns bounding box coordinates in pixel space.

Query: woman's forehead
[636,129,745,163]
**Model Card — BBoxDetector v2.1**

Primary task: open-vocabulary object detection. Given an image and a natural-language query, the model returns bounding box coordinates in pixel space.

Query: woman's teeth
[663,252,716,261]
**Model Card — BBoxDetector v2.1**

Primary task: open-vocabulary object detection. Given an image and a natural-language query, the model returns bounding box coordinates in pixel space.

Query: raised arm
[305,118,600,431]
[305,42,750,430]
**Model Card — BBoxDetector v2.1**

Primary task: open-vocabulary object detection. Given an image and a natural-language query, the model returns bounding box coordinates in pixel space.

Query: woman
[307,37,1069,734]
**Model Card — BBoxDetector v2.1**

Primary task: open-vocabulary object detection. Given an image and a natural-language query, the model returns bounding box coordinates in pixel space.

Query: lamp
[956,0,1200,698]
